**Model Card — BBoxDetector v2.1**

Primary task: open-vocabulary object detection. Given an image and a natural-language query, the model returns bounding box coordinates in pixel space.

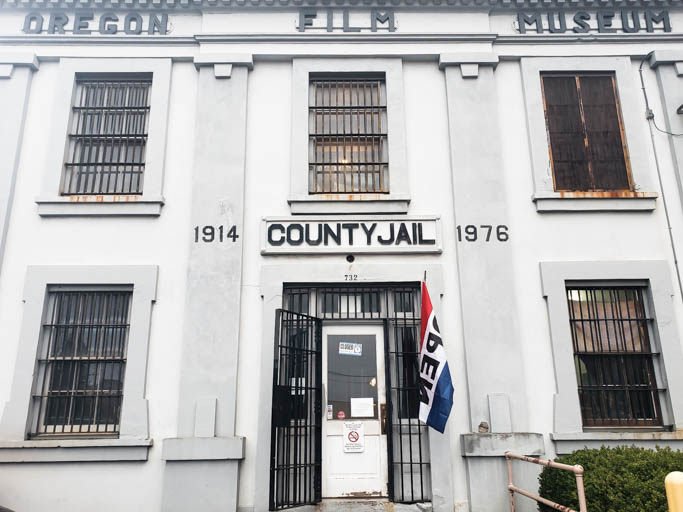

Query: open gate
[269,309,323,510]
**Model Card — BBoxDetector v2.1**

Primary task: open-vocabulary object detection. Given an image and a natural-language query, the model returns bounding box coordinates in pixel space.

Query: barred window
[309,77,389,194]
[62,75,152,196]
[542,73,631,192]
[30,288,132,437]
[566,286,663,428]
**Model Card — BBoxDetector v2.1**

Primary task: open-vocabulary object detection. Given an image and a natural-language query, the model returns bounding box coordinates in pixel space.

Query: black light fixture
[677,104,683,115]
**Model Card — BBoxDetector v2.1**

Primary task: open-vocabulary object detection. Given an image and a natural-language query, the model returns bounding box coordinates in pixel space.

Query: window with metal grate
[62,76,152,196]
[542,73,632,192]
[566,286,664,428]
[30,288,132,437]
[309,77,389,194]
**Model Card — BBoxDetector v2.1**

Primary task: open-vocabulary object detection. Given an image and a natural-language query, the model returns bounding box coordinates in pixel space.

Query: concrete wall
[0,6,683,512]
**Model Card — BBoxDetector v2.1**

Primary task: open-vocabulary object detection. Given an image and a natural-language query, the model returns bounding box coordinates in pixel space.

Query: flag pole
[423,270,427,282]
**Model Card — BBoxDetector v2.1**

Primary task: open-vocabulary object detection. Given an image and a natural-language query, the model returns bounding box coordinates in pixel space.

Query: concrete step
[315,499,432,512]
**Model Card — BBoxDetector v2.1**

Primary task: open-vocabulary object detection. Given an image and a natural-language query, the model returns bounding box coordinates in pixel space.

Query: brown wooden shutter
[542,74,631,191]
[579,75,630,190]
[542,76,591,190]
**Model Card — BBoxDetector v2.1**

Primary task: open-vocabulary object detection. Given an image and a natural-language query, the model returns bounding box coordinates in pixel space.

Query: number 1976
[456,225,509,242]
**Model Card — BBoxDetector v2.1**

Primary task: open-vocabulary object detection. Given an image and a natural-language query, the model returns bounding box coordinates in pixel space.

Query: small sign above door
[262,216,442,255]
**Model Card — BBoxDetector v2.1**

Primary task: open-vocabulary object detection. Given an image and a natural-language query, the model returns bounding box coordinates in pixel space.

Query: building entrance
[268,284,431,510]
[322,324,388,498]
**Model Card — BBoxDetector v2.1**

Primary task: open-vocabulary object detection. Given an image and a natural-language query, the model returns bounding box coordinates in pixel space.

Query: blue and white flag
[418,281,454,433]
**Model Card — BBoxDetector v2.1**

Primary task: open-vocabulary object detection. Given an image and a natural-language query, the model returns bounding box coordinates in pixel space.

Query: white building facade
[1,2,683,511]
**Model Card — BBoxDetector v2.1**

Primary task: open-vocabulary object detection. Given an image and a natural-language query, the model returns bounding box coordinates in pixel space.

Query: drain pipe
[638,51,683,299]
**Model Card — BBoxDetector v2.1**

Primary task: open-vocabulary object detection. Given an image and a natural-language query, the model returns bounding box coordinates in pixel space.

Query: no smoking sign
[343,421,365,453]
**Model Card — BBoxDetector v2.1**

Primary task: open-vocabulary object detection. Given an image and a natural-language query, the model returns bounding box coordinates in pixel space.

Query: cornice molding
[1,0,682,10]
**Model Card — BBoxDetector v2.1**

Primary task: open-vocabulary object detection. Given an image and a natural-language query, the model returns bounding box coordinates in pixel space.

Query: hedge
[537,446,683,512]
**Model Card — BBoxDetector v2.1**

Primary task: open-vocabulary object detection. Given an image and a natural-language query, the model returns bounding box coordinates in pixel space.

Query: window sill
[0,438,153,462]
[35,196,164,217]
[289,195,410,215]
[551,431,683,454]
[533,192,658,212]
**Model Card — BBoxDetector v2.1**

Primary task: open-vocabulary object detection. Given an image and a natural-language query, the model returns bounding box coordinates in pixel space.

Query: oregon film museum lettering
[262,217,441,254]
[22,11,168,35]
[517,9,672,33]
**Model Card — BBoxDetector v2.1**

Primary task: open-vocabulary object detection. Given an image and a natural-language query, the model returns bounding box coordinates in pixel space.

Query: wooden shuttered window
[542,74,631,192]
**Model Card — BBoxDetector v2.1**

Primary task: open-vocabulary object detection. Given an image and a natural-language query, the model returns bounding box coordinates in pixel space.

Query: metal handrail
[505,451,587,512]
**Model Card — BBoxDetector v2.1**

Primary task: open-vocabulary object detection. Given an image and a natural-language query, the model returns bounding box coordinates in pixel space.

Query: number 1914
[193,225,239,243]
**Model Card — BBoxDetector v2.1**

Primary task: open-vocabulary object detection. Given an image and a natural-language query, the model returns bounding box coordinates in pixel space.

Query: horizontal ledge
[0,438,152,463]
[197,33,497,44]
[551,431,683,442]
[552,431,683,454]
[439,52,499,69]
[162,436,245,461]
[0,52,39,69]
[194,53,254,69]
[461,433,545,457]
[533,194,657,212]
[36,197,164,217]
[649,50,683,67]
[288,197,410,215]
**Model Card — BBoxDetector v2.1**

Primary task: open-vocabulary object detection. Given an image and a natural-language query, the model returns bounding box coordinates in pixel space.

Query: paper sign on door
[339,342,362,356]
[350,397,374,417]
[343,421,365,453]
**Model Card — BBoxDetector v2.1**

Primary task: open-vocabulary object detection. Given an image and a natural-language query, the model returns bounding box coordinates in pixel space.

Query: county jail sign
[261,216,442,255]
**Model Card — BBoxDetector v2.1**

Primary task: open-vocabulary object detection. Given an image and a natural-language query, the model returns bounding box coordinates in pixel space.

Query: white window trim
[521,57,659,212]
[35,58,171,217]
[540,261,683,442]
[0,265,157,463]
[289,58,410,215]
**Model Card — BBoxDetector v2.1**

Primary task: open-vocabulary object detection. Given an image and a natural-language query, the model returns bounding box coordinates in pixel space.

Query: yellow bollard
[666,471,683,512]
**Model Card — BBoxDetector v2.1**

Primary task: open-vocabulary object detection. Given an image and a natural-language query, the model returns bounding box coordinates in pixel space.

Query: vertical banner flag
[419,281,454,433]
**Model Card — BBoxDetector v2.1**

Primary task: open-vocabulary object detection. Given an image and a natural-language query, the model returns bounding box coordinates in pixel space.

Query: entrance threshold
[318,499,433,512]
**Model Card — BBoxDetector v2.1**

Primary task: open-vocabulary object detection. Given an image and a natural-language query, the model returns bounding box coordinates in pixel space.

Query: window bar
[375,80,380,193]
[123,85,133,195]
[73,84,92,195]
[64,293,81,432]
[93,291,105,433]
[314,81,319,193]
[40,291,61,434]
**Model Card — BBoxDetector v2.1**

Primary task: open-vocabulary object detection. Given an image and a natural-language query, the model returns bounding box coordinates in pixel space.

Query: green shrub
[537,445,683,512]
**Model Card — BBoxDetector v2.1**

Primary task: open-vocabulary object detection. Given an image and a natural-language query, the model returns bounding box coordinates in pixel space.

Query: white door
[322,324,388,498]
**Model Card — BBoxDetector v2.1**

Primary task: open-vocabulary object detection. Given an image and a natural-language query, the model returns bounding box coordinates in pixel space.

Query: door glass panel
[327,335,378,420]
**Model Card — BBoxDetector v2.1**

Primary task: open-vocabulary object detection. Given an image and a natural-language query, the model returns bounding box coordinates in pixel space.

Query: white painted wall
[0,59,197,510]
[1,7,683,511]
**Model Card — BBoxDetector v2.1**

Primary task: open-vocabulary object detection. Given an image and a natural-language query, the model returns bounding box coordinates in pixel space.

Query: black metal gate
[269,309,323,510]
[280,284,431,504]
